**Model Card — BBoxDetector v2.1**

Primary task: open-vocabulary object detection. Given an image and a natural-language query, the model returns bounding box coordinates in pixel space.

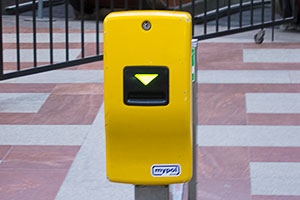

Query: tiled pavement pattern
[0,27,109,200]
[0,26,300,200]
[196,42,300,200]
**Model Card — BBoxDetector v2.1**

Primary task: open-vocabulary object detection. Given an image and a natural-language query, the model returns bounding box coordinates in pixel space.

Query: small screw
[142,21,151,31]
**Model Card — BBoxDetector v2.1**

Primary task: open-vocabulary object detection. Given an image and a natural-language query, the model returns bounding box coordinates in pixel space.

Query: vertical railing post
[179,0,182,10]
[216,0,219,32]
[203,0,207,34]
[191,0,195,36]
[125,0,128,10]
[32,0,37,67]
[49,0,54,64]
[65,0,70,60]
[138,0,143,10]
[250,0,254,25]
[262,0,265,24]
[111,0,115,11]
[239,0,243,27]
[271,0,275,41]
[188,39,198,200]
[227,0,231,30]
[80,0,85,58]
[95,0,99,55]
[16,0,21,71]
[293,0,298,22]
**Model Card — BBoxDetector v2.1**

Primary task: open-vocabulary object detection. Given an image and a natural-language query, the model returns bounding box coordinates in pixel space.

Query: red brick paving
[252,196,300,200]
[0,146,11,160]
[198,84,300,93]
[0,168,68,200]
[0,84,56,93]
[247,113,300,125]
[249,147,300,162]
[198,43,243,69]
[52,83,103,95]
[0,113,36,125]
[0,145,80,200]
[198,93,247,125]
[1,146,80,169]
[197,147,249,180]
[32,94,103,125]
[76,60,103,70]
[4,62,50,70]
[0,82,104,125]
[198,43,300,70]
[197,179,251,200]
[198,84,300,125]
[76,43,103,59]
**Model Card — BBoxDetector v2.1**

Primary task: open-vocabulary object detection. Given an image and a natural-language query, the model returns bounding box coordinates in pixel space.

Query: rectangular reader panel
[104,11,192,185]
[124,66,169,106]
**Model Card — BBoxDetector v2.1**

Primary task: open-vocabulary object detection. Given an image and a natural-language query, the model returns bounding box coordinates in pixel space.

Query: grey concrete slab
[289,71,300,83]
[250,162,300,195]
[55,105,134,200]
[2,70,103,83]
[197,70,291,84]
[243,49,300,63]
[197,125,300,147]
[246,93,300,113]
[0,93,49,113]
[0,125,90,145]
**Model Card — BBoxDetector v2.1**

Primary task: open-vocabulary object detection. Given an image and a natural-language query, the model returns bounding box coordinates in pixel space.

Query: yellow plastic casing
[104,11,192,185]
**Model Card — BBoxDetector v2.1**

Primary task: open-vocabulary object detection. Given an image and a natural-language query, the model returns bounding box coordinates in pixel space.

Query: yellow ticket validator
[104,11,192,185]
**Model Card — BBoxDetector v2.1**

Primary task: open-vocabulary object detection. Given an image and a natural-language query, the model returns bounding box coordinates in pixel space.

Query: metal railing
[0,0,296,81]
[0,0,102,80]
[193,0,295,41]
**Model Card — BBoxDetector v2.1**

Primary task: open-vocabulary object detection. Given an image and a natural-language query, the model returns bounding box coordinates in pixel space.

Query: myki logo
[151,164,181,177]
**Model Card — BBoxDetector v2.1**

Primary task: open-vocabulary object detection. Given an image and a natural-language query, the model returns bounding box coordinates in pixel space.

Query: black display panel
[124,66,169,106]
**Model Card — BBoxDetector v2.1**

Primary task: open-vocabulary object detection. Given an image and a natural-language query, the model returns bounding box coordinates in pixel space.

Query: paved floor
[0,20,300,200]
[195,38,300,200]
